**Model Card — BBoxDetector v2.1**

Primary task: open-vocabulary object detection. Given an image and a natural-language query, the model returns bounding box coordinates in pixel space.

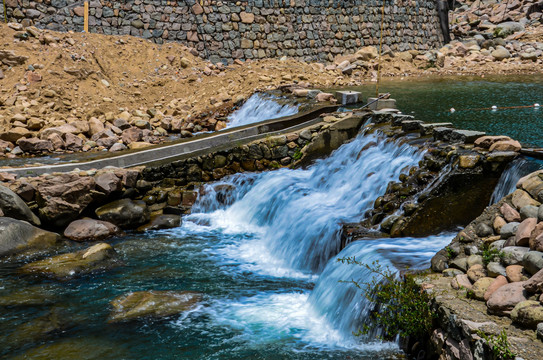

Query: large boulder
[0,217,60,257]
[93,172,122,195]
[36,174,96,227]
[95,199,150,229]
[16,137,54,153]
[136,214,181,232]
[523,251,543,275]
[511,300,543,329]
[524,268,543,293]
[63,219,122,242]
[20,243,120,280]
[108,291,202,323]
[487,281,528,316]
[0,185,41,225]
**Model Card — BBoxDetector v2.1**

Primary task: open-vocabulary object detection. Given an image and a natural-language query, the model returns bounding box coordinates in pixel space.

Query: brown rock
[474,135,511,149]
[515,217,537,246]
[530,222,543,251]
[487,281,528,316]
[240,12,255,24]
[471,277,495,300]
[467,264,487,283]
[64,133,83,151]
[64,219,121,242]
[516,170,543,199]
[88,117,105,136]
[0,127,31,142]
[451,274,472,290]
[512,189,540,209]
[315,92,336,102]
[493,216,507,233]
[16,138,53,153]
[122,127,143,145]
[47,133,65,151]
[94,172,122,195]
[484,275,508,301]
[489,139,521,152]
[506,265,527,282]
[501,203,521,222]
[524,268,543,293]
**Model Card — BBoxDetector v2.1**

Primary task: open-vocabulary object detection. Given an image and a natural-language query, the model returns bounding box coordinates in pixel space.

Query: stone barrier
[4,0,444,63]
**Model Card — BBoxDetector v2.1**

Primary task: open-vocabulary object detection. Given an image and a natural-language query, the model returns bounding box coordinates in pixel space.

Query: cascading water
[191,130,424,274]
[226,93,299,128]
[490,158,543,204]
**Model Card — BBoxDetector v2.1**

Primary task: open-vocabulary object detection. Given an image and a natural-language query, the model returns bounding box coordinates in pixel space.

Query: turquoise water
[350,75,543,147]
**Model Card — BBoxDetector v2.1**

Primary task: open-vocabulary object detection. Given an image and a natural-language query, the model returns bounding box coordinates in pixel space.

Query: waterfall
[190,129,424,274]
[308,234,453,341]
[226,93,299,128]
[490,158,542,204]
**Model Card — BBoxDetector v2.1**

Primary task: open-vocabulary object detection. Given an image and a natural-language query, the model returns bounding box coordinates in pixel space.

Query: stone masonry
[3,0,445,63]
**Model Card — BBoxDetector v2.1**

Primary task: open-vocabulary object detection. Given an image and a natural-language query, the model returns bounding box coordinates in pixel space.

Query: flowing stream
[1,124,453,359]
[226,93,299,128]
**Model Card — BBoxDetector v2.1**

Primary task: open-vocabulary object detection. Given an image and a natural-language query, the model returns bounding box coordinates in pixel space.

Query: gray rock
[443,268,464,277]
[538,206,543,221]
[494,21,525,37]
[491,240,506,252]
[0,217,60,257]
[523,251,543,275]
[451,257,469,272]
[502,246,530,266]
[501,222,520,239]
[467,255,484,268]
[137,215,181,231]
[520,205,539,220]
[487,262,507,277]
[491,46,512,61]
[538,323,543,341]
[476,222,493,237]
[0,185,41,226]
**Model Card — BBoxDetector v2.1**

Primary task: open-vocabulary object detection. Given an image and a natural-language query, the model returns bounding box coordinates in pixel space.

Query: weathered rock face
[0,184,41,225]
[108,291,202,323]
[0,217,60,257]
[63,219,122,242]
[20,243,120,280]
[35,173,96,227]
[95,199,150,229]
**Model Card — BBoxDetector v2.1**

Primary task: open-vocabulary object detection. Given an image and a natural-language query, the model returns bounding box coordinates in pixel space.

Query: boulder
[474,135,511,149]
[524,268,543,293]
[491,46,511,61]
[0,184,41,225]
[451,274,472,290]
[500,203,521,222]
[502,246,530,266]
[487,281,528,316]
[520,205,539,220]
[500,221,519,239]
[493,216,507,233]
[20,243,120,280]
[489,140,521,152]
[64,219,121,242]
[475,223,493,237]
[505,265,527,282]
[137,214,181,232]
[16,138,53,153]
[95,199,150,229]
[108,291,202,323]
[0,217,60,257]
[121,127,143,144]
[467,264,487,283]
[511,300,543,329]
[36,174,96,227]
[94,172,122,195]
[487,262,507,277]
[494,22,525,37]
[512,189,540,209]
[517,170,543,199]
[530,222,543,251]
[471,277,494,300]
[515,218,537,246]
[523,251,543,275]
[484,275,508,301]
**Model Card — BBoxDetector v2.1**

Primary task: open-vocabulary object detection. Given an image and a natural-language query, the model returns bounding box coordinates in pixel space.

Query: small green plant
[478,329,516,360]
[482,244,504,265]
[292,148,303,160]
[338,258,436,340]
[445,246,455,259]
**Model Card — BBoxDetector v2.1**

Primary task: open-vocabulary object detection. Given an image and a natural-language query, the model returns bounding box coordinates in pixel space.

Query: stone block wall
[4,0,445,63]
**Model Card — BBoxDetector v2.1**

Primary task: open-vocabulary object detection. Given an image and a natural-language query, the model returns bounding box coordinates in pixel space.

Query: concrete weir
[1,104,339,177]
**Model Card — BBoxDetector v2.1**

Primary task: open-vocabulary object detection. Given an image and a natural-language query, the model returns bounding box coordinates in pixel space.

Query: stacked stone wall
[3,0,444,63]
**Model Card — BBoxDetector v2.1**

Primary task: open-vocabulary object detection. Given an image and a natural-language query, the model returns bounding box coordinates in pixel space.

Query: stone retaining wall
[3,0,445,63]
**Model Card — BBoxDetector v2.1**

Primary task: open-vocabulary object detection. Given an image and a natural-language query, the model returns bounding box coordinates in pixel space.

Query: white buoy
[535,103,540,108]
[491,105,498,111]
[450,108,455,113]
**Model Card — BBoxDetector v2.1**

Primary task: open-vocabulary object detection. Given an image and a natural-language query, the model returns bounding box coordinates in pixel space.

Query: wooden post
[84,1,89,32]
[3,0,7,24]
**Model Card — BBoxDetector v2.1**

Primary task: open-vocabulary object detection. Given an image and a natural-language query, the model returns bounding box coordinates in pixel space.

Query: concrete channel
[2,104,339,177]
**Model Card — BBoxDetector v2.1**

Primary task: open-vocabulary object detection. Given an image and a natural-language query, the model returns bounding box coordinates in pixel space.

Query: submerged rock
[20,243,120,280]
[0,184,41,225]
[0,217,61,257]
[108,290,202,323]
[64,219,122,242]
[95,199,150,229]
[0,284,61,307]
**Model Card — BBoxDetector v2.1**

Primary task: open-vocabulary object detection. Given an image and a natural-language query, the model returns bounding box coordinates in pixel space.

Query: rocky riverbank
[415,169,543,360]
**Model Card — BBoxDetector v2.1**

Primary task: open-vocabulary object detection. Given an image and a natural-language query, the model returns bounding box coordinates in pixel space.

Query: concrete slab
[367,97,397,110]
[335,91,361,105]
